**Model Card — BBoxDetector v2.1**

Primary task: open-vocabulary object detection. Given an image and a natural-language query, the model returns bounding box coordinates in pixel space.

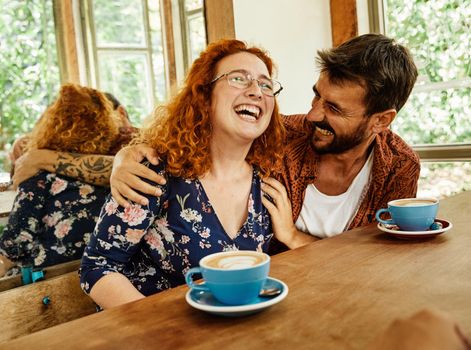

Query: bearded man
[261,34,419,249]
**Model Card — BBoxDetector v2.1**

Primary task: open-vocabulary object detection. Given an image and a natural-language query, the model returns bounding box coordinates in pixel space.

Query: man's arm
[12,149,114,188]
[55,152,114,186]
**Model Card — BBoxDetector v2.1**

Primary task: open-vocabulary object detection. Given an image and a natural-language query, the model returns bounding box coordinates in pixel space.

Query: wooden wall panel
[161,0,177,95]
[330,0,358,47]
[204,0,235,43]
[53,0,80,83]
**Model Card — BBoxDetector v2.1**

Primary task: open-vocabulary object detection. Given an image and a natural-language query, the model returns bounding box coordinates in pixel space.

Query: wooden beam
[330,0,358,47]
[161,0,177,96]
[53,0,80,83]
[204,0,235,43]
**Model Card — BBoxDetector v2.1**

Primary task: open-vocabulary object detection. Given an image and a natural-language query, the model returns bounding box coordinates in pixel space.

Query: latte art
[205,254,266,269]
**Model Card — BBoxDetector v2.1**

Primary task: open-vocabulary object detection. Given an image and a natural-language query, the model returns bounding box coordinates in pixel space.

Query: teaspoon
[259,287,282,298]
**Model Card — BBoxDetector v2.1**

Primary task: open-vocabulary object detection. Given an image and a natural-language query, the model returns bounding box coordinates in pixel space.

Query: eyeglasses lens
[226,71,280,97]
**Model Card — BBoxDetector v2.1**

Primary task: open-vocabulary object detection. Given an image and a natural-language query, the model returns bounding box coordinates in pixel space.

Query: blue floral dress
[0,172,109,271]
[80,162,273,296]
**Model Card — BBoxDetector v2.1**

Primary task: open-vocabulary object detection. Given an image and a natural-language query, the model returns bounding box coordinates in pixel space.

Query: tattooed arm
[12,149,113,188]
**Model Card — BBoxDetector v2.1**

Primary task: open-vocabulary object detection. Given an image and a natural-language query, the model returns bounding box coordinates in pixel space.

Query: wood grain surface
[0,271,96,343]
[1,192,470,349]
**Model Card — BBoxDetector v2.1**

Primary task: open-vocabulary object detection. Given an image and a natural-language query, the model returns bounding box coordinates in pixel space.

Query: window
[0,0,207,173]
[82,0,207,125]
[369,0,471,197]
[181,0,207,69]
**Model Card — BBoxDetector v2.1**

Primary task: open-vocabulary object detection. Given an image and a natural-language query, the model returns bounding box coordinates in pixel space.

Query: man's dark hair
[104,92,121,110]
[317,34,418,116]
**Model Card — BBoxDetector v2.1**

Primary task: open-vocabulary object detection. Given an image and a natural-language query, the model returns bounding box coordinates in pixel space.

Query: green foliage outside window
[93,0,146,46]
[385,0,471,198]
[385,0,470,145]
[0,0,60,171]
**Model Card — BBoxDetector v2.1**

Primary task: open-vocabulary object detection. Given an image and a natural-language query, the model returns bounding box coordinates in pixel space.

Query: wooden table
[2,192,470,349]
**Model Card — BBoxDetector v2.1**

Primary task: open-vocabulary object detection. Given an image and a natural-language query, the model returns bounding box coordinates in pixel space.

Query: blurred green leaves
[0,0,60,170]
[386,0,470,145]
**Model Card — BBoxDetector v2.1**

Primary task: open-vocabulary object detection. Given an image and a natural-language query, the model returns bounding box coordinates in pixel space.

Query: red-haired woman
[80,39,285,309]
[0,85,134,277]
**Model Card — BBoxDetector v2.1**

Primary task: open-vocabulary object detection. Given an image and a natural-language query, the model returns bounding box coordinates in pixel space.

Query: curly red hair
[27,84,120,155]
[138,39,285,178]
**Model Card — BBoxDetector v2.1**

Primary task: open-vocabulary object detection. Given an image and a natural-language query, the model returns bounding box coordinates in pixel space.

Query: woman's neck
[205,138,253,181]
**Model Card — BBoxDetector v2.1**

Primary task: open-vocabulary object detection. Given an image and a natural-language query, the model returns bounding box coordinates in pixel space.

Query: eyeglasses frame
[210,70,283,97]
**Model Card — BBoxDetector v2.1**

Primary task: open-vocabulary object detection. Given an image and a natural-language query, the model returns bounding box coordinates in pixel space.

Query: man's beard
[311,118,369,155]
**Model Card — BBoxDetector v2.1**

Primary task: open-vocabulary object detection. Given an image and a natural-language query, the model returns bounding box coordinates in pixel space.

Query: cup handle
[375,208,395,225]
[185,267,210,292]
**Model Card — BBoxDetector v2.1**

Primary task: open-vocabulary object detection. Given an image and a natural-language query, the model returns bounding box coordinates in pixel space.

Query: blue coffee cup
[185,250,270,305]
[375,197,439,231]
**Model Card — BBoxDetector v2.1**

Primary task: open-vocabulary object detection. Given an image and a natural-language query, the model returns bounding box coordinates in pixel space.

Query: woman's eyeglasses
[211,70,283,97]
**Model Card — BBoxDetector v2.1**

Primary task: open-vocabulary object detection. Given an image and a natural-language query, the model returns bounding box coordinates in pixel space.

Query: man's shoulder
[281,113,307,127]
[376,129,420,165]
[282,114,314,140]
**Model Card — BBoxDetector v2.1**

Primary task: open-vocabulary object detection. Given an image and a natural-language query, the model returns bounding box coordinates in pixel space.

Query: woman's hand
[261,177,317,249]
[12,149,58,189]
[110,144,166,207]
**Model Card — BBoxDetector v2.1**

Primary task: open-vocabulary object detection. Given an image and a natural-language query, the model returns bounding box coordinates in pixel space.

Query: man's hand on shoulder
[110,144,166,207]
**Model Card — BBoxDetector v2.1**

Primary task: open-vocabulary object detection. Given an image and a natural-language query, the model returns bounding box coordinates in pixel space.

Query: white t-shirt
[295,151,374,238]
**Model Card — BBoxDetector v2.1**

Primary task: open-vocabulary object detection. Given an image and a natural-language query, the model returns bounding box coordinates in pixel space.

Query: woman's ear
[371,109,397,133]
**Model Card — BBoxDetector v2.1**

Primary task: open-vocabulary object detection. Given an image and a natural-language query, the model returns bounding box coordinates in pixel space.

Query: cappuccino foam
[205,254,266,270]
[394,199,436,207]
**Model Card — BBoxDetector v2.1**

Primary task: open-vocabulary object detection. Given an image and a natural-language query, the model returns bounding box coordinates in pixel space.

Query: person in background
[80,39,285,309]
[0,84,135,277]
[9,92,133,189]
[107,34,420,252]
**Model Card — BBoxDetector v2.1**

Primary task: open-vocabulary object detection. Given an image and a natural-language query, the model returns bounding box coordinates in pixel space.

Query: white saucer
[377,218,452,239]
[185,276,288,317]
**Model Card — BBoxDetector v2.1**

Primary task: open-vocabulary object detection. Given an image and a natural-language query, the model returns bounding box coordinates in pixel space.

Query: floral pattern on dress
[80,162,273,296]
[0,171,110,272]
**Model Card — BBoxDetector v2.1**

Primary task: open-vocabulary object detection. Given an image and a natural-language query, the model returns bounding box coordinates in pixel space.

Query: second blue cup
[376,197,439,231]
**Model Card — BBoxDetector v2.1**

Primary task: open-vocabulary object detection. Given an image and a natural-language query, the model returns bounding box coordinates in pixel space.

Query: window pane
[97,52,153,125]
[93,0,146,47]
[418,162,471,199]
[184,0,203,12]
[385,0,470,145]
[386,0,469,83]
[148,0,167,102]
[392,87,471,144]
[187,14,206,63]
[0,0,60,172]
